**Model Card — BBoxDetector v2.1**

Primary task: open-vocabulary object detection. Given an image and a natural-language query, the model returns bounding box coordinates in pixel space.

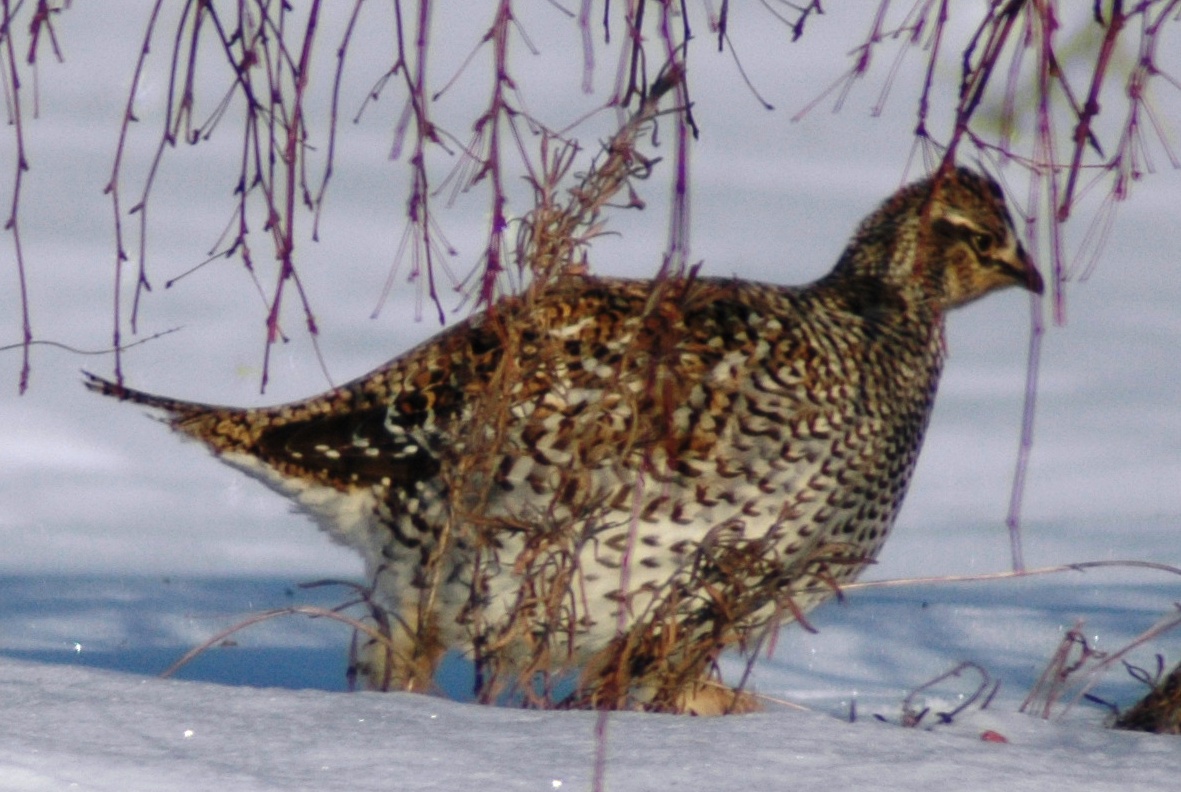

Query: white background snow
[2,3,1180,790]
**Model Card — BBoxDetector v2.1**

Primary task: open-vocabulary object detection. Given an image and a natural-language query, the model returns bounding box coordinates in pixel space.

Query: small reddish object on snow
[980,730,1009,743]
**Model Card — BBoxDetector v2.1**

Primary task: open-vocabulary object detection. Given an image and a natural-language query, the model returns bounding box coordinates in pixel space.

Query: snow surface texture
[4,655,1181,792]
[2,3,1181,791]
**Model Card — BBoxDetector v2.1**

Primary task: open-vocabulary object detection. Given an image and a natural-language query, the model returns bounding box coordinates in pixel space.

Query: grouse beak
[1019,243,1044,295]
[1002,241,1044,295]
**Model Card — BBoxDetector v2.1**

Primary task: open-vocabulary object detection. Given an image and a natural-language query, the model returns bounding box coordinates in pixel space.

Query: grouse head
[833,166,1044,312]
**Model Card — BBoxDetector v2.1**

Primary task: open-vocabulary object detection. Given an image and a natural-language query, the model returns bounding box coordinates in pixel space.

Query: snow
[3,570,1180,790]
[2,3,1181,791]
[4,654,1181,792]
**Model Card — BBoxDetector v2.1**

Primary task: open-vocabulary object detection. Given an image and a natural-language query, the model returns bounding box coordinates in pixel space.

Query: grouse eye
[969,232,994,256]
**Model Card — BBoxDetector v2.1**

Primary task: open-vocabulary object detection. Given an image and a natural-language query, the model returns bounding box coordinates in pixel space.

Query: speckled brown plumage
[86,166,1043,712]
[1115,658,1181,734]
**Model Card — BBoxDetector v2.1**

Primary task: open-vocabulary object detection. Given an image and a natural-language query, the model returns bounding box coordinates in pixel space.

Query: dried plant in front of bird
[1114,655,1181,735]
